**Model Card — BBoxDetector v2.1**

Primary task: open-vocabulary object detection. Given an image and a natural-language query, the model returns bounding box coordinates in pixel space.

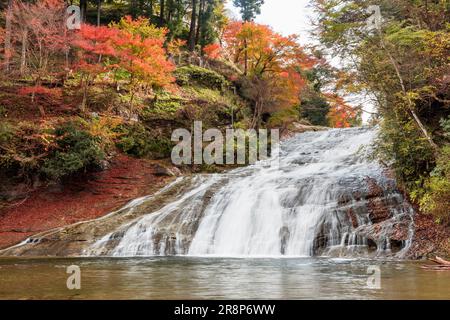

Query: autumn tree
[110,16,175,114]
[326,95,361,128]
[72,24,118,112]
[233,0,264,74]
[167,38,187,64]
[6,0,73,116]
[203,42,221,59]
[223,21,314,128]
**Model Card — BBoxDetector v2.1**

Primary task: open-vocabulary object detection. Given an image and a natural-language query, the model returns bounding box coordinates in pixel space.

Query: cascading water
[83,127,414,258]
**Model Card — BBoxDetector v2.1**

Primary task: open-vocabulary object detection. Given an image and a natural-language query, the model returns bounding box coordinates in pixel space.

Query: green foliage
[300,96,330,127]
[376,112,450,224]
[0,121,53,174]
[233,0,264,22]
[174,66,229,91]
[142,90,184,120]
[41,121,105,180]
[314,0,450,222]
[420,146,450,224]
[299,67,331,126]
[198,0,228,48]
[0,120,107,181]
[377,114,434,189]
[116,123,173,159]
[267,108,299,128]
[440,117,450,138]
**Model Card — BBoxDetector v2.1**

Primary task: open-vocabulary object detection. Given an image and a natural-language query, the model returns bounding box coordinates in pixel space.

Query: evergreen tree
[232,0,264,22]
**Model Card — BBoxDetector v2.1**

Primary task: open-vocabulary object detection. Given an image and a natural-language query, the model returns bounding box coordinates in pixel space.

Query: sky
[225,0,315,45]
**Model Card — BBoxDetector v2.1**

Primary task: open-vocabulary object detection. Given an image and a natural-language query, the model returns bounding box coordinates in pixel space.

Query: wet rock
[365,178,394,223]
[346,208,359,228]
[154,165,182,177]
[368,198,393,223]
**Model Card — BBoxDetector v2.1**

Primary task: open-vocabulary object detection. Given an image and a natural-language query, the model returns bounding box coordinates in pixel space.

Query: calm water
[0,257,449,299]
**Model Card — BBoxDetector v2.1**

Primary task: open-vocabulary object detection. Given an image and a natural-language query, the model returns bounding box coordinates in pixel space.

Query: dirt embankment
[0,155,178,249]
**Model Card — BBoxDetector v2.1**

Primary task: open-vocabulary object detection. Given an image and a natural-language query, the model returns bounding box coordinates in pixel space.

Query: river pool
[0,257,448,299]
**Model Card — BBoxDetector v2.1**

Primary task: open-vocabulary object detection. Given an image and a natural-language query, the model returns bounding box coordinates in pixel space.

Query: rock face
[353,177,413,252]
[311,174,415,257]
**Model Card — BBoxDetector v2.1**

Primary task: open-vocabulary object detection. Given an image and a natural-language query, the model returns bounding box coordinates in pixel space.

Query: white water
[86,127,414,258]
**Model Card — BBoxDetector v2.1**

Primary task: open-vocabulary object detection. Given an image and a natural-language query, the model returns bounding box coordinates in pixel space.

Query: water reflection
[1,257,449,300]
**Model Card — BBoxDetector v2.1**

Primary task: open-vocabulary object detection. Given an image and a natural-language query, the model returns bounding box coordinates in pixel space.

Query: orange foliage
[203,43,222,59]
[325,94,360,128]
[106,16,175,89]
[222,20,314,124]
[111,22,175,88]
[73,24,119,76]
[223,21,315,76]
[18,86,62,98]
[167,39,187,57]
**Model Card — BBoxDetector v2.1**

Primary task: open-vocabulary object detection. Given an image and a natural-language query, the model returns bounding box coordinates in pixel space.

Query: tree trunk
[251,98,263,130]
[80,75,90,113]
[20,29,27,75]
[139,0,145,16]
[4,0,12,73]
[159,0,165,26]
[244,38,248,75]
[188,0,198,51]
[149,0,154,18]
[166,0,173,23]
[431,257,450,265]
[80,0,88,22]
[195,0,205,46]
[96,0,101,26]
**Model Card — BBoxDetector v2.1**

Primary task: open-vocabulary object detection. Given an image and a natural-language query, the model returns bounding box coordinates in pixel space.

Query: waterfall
[84,127,414,258]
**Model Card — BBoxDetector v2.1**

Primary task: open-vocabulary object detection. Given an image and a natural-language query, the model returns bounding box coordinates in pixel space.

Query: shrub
[267,108,299,128]
[0,121,52,174]
[440,116,450,138]
[41,121,105,180]
[116,123,173,159]
[142,90,184,119]
[420,146,450,224]
[300,95,330,126]
[174,66,229,91]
